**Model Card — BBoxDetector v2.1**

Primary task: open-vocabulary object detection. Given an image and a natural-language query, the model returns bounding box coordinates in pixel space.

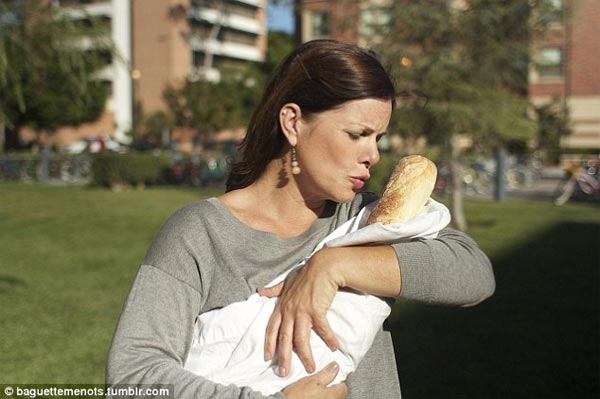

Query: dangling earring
[291,147,301,175]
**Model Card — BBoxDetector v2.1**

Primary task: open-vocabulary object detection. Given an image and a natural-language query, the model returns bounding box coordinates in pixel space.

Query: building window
[220,29,257,47]
[193,51,205,67]
[549,0,564,11]
[540,0,564,23]
[225,2,257,19]
[359,8,391,38]
[536,47,563,78]
[311,11,329,38]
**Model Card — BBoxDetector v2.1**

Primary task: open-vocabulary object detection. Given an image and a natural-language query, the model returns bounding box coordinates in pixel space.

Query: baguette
[367,155,437,225]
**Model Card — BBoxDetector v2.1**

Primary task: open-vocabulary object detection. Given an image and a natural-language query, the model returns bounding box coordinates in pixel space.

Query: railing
[0,152,230,188]
[434,158,544,197]
[0,153,92,185]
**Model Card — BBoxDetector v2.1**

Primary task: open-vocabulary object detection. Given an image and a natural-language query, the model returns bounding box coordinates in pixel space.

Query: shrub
[91,152,170,188]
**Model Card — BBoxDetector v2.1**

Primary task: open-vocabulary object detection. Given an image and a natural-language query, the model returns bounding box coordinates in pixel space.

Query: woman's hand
[282,362,348,399]
[258,245,400,377]
[257,248,341,377]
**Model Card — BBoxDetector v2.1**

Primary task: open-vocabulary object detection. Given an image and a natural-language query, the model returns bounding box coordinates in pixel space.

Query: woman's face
[294,98,392,203]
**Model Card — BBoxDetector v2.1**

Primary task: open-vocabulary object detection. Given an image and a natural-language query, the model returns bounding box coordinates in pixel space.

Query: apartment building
[49,0,266,144]
[529,0,600,152]
[134,0,267,114]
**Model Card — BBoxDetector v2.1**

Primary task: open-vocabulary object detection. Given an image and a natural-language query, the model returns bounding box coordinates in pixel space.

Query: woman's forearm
[313,246,402,297]
[314,227,494,306]
[261,227,494,377]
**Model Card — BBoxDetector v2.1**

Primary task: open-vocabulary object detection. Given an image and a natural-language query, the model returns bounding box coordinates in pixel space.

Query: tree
[162,31,293,142]
[262,31,294,76]
[358,0,558,230]
[534,98,570,164]
[163,67,261,138]
[0,0,111,151]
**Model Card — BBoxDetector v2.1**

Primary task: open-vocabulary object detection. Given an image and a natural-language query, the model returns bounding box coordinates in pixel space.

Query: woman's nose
[362,140,380,168]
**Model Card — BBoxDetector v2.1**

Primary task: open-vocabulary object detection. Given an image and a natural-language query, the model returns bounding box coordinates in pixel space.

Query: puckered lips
[350,175,370,190]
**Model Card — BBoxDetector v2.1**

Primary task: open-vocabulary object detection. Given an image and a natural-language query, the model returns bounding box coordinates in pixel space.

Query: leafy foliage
[356,0,560,228]
[91,152,170,188]
[0,0,112,145]
[162,32,294,138]
[373,0,539,147]
[535,98,570,163]
[163,67,261,137]
[262,31,294,76]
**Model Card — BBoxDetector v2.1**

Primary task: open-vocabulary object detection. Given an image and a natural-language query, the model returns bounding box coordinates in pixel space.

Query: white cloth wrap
[184,198,451,395]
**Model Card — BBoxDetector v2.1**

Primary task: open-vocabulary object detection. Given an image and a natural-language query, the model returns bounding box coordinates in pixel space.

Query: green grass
[393,197,600,398]
[0,183,598,397]
[0,183,220,383]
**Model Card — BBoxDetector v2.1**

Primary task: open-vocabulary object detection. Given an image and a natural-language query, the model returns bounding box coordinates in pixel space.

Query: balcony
[189,37,263,62]
[231,0,263,7]
[189,7,262,35]
[57,1,113,19]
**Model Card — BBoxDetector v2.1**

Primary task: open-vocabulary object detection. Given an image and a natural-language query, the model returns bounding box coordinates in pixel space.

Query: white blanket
[184,199,451,395]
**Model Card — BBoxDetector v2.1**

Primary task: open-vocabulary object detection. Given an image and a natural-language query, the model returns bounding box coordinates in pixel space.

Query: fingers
[264,308,281,362]
[314,361,340,386]
[313,315,340,352]
[261,268,339,378]
[276,316,294,377]
[282,362,348,399]
[293,316,315,374]
[329,382,348,398]
[265,307,317,375]
[257,281,284,298]
[316,363,348,399]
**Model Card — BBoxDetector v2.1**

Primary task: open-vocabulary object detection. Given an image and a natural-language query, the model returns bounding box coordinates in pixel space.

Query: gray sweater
[106,193,495,399]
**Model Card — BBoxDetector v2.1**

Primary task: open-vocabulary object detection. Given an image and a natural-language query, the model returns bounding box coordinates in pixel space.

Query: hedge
[91,152,170,188]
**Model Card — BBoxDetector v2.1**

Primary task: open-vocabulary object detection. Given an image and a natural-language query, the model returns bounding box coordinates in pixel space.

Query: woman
[106,39,495,399]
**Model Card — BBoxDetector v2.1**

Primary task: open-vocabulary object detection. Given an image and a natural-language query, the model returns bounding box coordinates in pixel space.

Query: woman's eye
[346,132,361,140]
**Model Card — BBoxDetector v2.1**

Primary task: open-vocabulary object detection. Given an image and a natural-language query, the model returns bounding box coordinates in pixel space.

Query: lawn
[0,183,220,383]
[0,183,598,397]
[391,198,600,398]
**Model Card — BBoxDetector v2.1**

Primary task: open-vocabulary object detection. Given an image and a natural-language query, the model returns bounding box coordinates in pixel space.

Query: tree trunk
[494,146,507,201]
[449,134,467,231]
[38,143,50,183]
[3,125,21,151]
[294,0,303,46]
[0,121,5,152]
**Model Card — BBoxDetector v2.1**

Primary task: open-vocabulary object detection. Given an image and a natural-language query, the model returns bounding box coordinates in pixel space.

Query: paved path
[470,167,564,203]
[474,166,598,204]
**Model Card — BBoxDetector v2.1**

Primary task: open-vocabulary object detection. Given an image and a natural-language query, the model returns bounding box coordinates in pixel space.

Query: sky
[266,0,294,33]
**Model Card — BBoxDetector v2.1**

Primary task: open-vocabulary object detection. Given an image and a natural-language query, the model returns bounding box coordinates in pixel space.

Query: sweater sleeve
[106,265,283,399]
[106,202,284,399]
[392,227,495,306]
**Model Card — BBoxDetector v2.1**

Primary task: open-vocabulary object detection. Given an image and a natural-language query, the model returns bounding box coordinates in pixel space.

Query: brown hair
[225,39,396,192]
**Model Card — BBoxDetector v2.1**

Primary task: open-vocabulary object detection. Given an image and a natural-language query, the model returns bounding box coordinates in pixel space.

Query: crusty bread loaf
[367,155,437,225]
